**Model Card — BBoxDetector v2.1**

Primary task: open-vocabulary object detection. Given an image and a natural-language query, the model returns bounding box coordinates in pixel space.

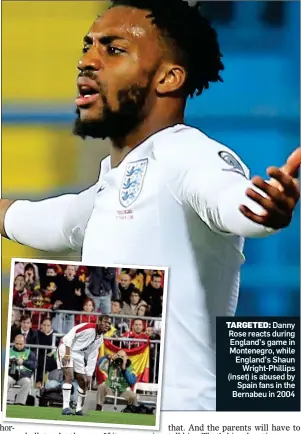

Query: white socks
[76,386,87,413]
[62,383,72,409]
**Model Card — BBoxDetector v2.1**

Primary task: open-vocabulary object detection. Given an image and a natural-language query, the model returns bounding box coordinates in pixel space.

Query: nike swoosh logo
[97,186,105,193]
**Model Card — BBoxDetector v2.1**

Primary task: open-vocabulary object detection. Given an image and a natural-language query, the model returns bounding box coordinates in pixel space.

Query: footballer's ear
[155,63,187,95]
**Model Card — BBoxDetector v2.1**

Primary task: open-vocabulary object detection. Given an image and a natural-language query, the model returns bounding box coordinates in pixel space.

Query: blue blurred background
[2,1,300,350]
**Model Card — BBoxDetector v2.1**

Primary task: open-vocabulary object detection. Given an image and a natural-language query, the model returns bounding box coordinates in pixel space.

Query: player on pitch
[57,315,111,415]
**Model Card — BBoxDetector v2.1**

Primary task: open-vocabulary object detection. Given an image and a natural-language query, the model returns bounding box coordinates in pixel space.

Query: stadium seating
[134,382,158,406]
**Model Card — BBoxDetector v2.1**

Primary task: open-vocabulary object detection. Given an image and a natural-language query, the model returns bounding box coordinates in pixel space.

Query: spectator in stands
[111,299,130,335]
[11,314,39,347]
[43,281,58,304]
[132,319,147,335]
[36,319,56,388]
[142,273,163,317]
[122,289,148,316]
[143,269,154,288]
[86,267,118,314]
[75,297,97,325]
[118,273,136,304]
[77,265,89,283]
[13,274,29,308]
[137,304,148,317]
[143,269,164,289]
[46,264,63,276]
[14,262,39,280]
[121,319,149,349]
[46,266,57,277]
[146,325,159,338]
[128,269,144,292]
[39,265,58,291]
[24,291,52,330]
[111,299,123,315]
[24,263,40,293]
[11,310,20,335]
[52,265,85,334]
[96,350,137,411]
[7,334,37,405]
[145,326,161,383]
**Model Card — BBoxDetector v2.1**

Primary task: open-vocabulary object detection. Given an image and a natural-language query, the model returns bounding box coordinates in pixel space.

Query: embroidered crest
[119,158,148,208]
[218,151,247,178]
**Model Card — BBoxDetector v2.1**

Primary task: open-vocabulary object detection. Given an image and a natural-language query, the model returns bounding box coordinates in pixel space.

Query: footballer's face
[97,317,112,334]
[73,6,162,141]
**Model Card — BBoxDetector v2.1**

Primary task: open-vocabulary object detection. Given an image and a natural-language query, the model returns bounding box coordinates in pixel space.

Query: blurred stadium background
[2,1,300,351]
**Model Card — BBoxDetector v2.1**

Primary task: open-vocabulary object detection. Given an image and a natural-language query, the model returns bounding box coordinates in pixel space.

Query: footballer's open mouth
[75,77,100,107]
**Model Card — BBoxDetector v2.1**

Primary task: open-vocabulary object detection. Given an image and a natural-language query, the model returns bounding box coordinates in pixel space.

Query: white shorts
[56,343,85,375]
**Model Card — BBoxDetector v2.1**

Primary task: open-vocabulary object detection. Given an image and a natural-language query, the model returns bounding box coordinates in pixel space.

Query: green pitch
[6,405,156,426]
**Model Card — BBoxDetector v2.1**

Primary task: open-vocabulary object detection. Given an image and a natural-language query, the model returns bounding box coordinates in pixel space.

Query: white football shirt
[61,323,104,376]
[5,124,273,410]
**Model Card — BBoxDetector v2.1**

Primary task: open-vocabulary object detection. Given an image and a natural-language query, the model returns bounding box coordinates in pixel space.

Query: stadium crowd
[9,262,163,404]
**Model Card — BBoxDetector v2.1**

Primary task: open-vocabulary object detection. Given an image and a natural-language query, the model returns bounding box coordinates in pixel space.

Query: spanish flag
[97,337,150,384]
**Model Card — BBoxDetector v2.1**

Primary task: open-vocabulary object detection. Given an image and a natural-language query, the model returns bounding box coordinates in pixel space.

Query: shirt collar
[100,124,185,175]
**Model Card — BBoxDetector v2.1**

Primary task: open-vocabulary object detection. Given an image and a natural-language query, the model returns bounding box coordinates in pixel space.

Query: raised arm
[155,129,299,238]
[183,148,300,237]
[1,183,99,251]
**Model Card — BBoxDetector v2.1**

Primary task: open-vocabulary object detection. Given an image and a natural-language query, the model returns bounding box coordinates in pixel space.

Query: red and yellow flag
[97,335,150,384]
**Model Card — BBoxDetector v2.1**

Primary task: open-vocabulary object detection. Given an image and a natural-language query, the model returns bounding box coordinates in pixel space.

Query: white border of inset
[3,257,169,431]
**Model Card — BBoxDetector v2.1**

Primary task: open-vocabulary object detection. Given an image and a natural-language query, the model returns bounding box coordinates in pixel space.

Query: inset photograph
[3,259,168,430]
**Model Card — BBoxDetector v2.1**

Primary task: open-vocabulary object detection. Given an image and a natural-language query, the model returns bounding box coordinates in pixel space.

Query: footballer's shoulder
[153,124,250,178]
[153,124,236,162]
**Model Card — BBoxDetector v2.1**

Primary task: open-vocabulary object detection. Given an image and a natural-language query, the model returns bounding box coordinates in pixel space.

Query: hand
[75,288,81,296]
[17,359,23,365]
[25,271,34,283]
[22,295,29,305]
[240,148,300,229]
[110,353,118,361]
[53,300,63,309]
[61,355,71,367]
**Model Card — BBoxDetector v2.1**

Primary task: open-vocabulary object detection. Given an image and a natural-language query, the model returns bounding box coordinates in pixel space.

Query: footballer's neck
[110,111,184,168]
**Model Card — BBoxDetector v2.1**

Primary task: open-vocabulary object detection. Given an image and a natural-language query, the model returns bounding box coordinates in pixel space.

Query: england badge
[119,158,148,208]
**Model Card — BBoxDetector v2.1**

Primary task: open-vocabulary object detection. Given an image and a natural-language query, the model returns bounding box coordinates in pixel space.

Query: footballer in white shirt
[57,315,111,415]
[1,0,300,410]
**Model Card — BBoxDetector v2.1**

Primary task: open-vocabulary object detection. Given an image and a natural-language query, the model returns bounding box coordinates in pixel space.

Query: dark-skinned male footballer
[57,315,111,415]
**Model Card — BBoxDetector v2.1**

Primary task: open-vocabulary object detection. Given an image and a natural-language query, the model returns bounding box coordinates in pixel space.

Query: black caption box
[216,316,300,411]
